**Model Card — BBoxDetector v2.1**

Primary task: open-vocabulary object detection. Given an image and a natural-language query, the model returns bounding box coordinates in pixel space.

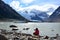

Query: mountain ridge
[0,0,29,22]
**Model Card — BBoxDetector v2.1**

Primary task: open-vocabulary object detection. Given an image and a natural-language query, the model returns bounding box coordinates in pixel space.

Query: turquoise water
[0,22,60,37]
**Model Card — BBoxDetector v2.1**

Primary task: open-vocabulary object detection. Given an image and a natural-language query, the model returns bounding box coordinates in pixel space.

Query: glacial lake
[0,22,60,37]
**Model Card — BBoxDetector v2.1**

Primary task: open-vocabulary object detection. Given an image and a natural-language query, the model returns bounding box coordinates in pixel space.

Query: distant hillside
[30,9,49,22]
[19,9,49,22]
[49,6,60,22]
[0,0,28,22]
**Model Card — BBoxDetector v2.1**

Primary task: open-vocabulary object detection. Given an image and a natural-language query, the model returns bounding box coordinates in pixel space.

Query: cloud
[10,1,26,11]
[25,4,58,11]
[24,4,58,15]
[9,1,58,15]
[10,1,21,11]
[21,0,34,5]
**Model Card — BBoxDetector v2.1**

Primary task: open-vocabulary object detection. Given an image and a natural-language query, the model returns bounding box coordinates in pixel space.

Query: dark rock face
[0,0,28,21]
[30,9,49,22]
[0,34,8,40]
[49,6,60,22]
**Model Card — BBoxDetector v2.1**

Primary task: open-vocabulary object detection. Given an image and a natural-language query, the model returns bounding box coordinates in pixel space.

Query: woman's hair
[35,28,38,30]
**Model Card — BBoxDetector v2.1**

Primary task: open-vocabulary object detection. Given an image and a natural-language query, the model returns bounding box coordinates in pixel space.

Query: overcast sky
[2,0,60,15]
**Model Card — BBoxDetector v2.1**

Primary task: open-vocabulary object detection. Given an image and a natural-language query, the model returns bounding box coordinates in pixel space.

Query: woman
[33,28,39,36]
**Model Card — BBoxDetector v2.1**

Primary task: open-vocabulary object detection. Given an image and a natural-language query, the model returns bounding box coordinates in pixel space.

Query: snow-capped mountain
[18,9,49,22]
[30,9,49,20]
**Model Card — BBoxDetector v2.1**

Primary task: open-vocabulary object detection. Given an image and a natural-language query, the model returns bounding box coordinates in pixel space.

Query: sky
[2,0,60,15]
